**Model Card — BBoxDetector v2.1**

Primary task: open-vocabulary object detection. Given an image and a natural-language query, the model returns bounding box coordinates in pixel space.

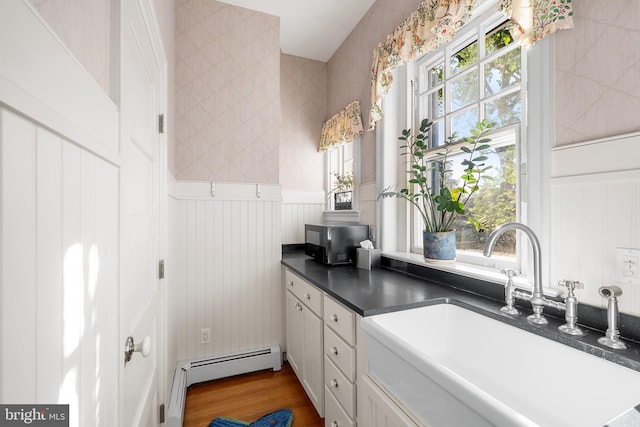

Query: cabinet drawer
[324,326,356,382]
[324,295,355,345]
[325,385,356,427]
[285,269,322,316]
[325,355,356,418]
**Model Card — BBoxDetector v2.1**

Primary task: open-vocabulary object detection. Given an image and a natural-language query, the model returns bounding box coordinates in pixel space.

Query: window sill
[382,250,560,297]
[322,209,361,224]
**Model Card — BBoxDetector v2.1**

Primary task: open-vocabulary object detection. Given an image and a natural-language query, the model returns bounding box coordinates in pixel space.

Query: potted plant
[379,118,495,262]
[332,172,354,210]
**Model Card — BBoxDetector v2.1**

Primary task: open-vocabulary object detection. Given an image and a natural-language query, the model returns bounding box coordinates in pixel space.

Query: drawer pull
[295,302,302,311]
[289,281,294,287]
[331,313,338,322]
[331,378,339,388]
[305,293,311,300]
[330,346,339,356]
[330,422,339,427]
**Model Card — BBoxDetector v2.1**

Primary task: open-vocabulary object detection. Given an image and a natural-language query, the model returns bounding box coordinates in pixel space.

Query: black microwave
[305,223,370,265]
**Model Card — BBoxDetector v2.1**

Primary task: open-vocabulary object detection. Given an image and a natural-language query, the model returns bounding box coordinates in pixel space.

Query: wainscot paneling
[169,181,283,360]
[551,132,640,316]
[282,190,325,244]
[0,2,120,424]
[1,109,119,425]
[358,182,377,229]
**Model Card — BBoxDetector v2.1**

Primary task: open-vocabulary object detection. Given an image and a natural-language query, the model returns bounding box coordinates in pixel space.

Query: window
[411,11,524,266]
[327,140,355,210]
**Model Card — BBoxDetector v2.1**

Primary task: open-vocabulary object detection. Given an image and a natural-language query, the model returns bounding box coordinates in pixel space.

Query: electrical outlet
[616,248,640,285]
[200,328,210,344]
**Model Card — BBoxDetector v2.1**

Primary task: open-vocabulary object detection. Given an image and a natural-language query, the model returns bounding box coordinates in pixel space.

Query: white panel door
[119,0,165,425]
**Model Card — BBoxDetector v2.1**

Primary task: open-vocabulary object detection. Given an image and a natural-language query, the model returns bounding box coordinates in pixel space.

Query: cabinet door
[301,305,324,416]
[286,291,302,376]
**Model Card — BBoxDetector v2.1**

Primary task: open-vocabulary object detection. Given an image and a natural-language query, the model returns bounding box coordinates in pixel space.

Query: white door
[119,0,166,425]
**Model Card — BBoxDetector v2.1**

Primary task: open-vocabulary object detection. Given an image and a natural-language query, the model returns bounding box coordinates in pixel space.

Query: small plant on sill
[379,118,495,233]
[332,172,354,193]
[332,172,354,210]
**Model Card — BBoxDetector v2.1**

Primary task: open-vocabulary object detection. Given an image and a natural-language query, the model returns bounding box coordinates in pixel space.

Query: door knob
[124,336,151,364]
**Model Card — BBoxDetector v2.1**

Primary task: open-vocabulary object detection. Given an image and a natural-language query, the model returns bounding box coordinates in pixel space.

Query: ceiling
[217,0,376,62]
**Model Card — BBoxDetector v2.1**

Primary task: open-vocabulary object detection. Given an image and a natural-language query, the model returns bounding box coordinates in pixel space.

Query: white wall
[1,110,119,425]
[0,3,120,425]
[169,181,284,360]
[282,191,325,244]
[551,132,640,316]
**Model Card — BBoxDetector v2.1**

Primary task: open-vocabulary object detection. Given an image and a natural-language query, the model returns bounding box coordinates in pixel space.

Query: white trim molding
[552,131,640,179]
[282,190,325,204]
[170,180,282,202]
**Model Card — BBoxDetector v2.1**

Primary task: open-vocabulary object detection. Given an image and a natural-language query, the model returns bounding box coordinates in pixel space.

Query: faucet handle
[501,268,518,280]
[500,269,520,315]
[559,280,583,295]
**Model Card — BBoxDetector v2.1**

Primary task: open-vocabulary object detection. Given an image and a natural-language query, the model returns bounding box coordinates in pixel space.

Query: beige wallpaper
[327,0,422,184]
[175,0,280,183]
[279,54,326,191]
[555,0,640,146]
[28,0,110,95]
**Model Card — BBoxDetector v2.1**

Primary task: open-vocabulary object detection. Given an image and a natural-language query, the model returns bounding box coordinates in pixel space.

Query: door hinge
[158,114,165,134]
[159,259,165,279]
[159,403,165,423]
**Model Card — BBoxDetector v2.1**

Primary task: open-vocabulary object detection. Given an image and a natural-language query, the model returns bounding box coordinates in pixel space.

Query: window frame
[376,2,555,290]
[409,8,525,268]
[324,137,361,211]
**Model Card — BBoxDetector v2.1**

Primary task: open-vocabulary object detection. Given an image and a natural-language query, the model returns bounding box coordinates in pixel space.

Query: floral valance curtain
[368,0,574,131]
[319,101,364,152]
[368,0,476,131]
[498,0,574,46]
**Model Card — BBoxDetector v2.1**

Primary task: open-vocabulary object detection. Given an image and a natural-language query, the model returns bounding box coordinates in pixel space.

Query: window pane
[451,144,516,254]
[484,47,521,96]
[343,141,353,163]
[420,89,444,119]
[415,143,516,255]
[451,39,478,74]
[484,92,521,127]
[451,69,478,111]
[428,62,444,88]
[428,119,445,148]
[451,107,478,138]
[486,23,514,55]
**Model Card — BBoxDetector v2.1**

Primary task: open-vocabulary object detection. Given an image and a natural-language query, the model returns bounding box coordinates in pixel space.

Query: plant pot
[423,230,456,263]
[334,191,352,210]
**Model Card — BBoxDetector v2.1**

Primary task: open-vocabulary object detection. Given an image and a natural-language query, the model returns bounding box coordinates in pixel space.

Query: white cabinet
[324,295,358,427]
[285,291,303,374]
[285,270,324,416]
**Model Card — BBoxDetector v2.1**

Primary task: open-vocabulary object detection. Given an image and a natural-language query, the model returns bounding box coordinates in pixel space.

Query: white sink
[361,303,640,427]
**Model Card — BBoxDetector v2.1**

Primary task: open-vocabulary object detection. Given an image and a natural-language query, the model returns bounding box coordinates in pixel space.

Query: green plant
[332,172,354,193]
[379,118,495,233]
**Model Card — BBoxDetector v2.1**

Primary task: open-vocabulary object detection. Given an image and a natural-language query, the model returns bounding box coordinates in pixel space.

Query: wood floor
[183,363,325,427]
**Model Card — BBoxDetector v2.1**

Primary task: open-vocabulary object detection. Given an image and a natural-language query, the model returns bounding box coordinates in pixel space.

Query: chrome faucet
[483,222,551,325]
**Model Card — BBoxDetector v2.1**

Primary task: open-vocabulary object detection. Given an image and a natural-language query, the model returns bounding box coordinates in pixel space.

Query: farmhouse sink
[361,303,640,427]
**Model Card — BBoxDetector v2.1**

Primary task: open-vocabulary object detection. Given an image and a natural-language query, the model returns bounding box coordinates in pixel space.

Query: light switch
[617,248,640,285]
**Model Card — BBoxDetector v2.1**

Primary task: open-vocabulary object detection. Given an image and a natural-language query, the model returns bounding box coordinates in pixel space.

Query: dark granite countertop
[282,251,462,316]
[281,250,640,375]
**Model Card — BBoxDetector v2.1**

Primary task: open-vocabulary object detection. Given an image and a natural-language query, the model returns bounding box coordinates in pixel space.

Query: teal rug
[209,409,293,427]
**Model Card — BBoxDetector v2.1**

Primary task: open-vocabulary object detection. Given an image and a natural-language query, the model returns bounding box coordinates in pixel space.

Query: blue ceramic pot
[423,230,456,262]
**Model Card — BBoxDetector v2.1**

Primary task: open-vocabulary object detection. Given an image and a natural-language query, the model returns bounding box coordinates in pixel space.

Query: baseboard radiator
[167,346,282,427]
